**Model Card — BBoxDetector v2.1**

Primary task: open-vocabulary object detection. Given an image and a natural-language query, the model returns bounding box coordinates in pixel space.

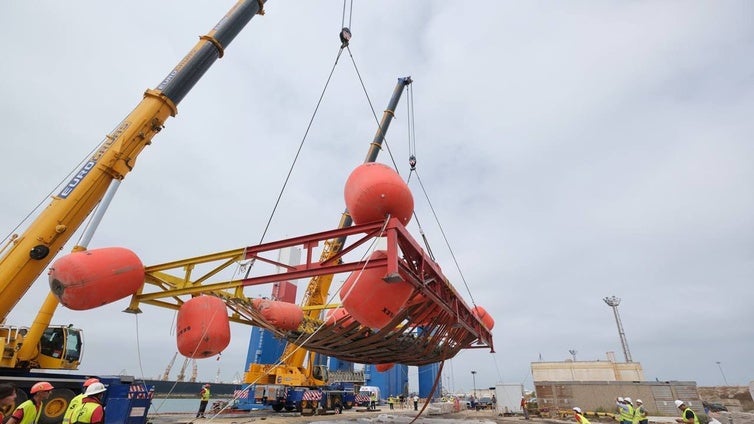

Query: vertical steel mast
[603,296,633,363]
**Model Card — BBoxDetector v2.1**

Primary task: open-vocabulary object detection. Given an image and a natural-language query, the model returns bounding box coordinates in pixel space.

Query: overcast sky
[1,1,752,394]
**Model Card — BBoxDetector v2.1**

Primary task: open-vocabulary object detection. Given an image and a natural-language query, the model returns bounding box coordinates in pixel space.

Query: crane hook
[409,155,417,171]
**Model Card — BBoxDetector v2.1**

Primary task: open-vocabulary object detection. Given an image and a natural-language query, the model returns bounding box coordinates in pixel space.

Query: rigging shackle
[409,155,417,171]
[340,27,352,48]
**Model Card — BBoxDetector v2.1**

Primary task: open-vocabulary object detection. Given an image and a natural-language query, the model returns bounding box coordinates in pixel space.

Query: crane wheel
[39,388,74,424]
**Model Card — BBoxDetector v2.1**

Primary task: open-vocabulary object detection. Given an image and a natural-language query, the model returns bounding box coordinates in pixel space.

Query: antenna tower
[603,296,633,362]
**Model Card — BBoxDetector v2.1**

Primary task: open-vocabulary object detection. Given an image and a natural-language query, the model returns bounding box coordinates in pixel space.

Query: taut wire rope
[402,85,479,309]
[242,45,347,279]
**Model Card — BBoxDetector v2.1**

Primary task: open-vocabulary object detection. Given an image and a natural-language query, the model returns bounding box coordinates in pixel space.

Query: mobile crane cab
[0,325,82,370]
[37,326,83,369]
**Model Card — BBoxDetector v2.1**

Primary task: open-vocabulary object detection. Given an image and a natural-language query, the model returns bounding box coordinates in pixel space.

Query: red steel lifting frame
[139,217,494,365]
[237,217,493,365]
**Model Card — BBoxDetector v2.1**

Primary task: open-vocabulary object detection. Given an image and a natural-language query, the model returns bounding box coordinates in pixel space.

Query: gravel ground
[146,407,754,424]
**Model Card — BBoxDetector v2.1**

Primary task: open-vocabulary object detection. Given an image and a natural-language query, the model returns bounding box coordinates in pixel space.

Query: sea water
[147,398,216,414]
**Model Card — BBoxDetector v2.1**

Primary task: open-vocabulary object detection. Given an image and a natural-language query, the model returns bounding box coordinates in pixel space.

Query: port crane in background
[161,352,179,381]
[0,1,267,422]
[175,357,198,382]
[244,77,413,413]
[159,352,198,382]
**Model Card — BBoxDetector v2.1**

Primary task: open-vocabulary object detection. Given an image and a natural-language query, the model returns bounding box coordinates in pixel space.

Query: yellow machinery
[0,0,266,381]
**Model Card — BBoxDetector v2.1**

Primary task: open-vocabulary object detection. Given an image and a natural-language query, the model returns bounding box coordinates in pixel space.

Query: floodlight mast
[603,296,633,363]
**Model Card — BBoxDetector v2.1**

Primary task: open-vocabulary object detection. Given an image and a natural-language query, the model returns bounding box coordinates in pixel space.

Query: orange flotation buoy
[472,305,495,330]
[325,307,357,327]
[344,162,414,225]
[340,250,413,329]
[252,298,304,331]
[375,363,395,372]
[177,296,231,359]
[49,247,144,310]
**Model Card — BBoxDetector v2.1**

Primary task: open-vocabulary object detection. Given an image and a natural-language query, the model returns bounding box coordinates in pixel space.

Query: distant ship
[140,379,240,398]
[143,353,241,398]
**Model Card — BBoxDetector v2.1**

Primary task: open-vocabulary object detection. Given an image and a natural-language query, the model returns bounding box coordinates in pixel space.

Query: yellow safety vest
[619,404,634,422]
[63,394,85,424]
[13,399,40,424]
[576,413,591,424]
[633,405,647,424]
[681,407,700,424]
[70,402,101,424]
[201,388,211,401]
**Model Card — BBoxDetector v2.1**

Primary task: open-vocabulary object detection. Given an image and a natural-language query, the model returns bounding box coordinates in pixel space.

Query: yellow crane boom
[0,0,267,370]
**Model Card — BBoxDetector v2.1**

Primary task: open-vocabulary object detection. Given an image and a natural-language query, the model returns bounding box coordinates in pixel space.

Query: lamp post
[604,296,633,362]
[471,370,477,398]
[715,361,729,386]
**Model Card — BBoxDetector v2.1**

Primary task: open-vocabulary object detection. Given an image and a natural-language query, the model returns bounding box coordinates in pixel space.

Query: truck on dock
[253,383,356,414]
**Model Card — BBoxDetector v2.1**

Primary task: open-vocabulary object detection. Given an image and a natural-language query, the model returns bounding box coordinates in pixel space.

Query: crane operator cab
[37,325,83,369]
[311,365,328,383]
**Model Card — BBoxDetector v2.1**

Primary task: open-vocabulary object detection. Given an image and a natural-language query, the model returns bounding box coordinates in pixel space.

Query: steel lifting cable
[136,76,364,406]
[341,0,353,31]
[408,170,479,309]
[403,87,479,310]
[404,83,499,376]
[408,82,418,173]
[345,51,482,310]
[242,46,348,280]
[402,85,438,262]
[404,85,488,409]
[218,3,403,409]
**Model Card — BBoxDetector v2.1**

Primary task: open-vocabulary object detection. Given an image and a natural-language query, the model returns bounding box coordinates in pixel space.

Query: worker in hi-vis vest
[573,407,591,424]
[675,400,700,424]
[63,378,100,424]
[69,382,107,424]
[196,384,211,418]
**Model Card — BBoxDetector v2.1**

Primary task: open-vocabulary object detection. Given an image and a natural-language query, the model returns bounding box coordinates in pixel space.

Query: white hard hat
[625,397,632,403]
[637,399,643,404]
[573,407,582,413]
[618,397,624,402]
[674,400,685,408]
[84,382,107,396]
